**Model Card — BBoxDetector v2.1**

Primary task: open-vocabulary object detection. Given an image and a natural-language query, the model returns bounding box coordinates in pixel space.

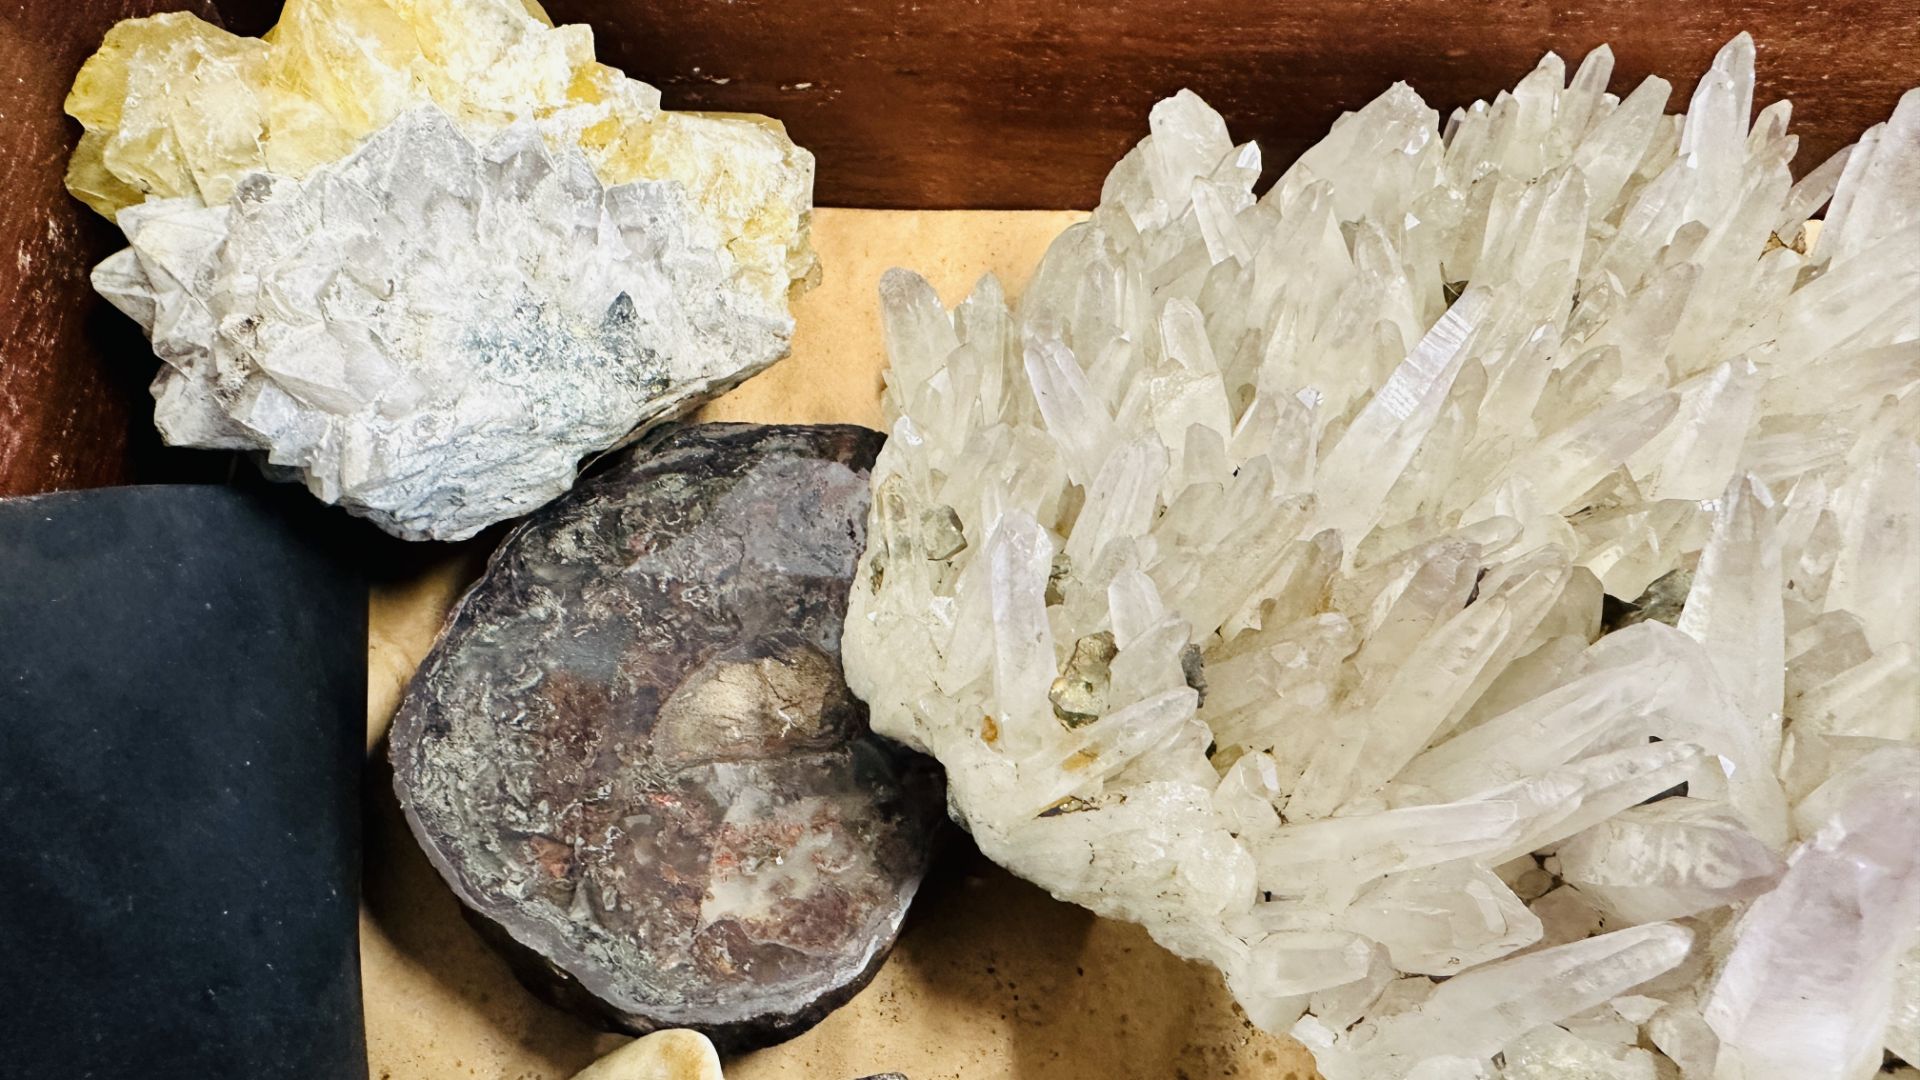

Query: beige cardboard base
[361,208,1320,1080]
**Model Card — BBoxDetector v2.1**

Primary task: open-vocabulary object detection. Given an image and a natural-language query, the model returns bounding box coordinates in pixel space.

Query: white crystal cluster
[843,36,1919,1079]
[94,109,793,540]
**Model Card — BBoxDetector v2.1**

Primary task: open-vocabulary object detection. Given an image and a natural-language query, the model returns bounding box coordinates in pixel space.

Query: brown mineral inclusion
[391,424,942,1050]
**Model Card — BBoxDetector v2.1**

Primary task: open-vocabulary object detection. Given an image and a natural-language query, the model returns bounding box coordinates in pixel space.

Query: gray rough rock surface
[390,423,942,1050]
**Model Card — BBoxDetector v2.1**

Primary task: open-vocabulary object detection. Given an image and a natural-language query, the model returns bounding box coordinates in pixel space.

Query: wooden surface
[4,0,1916,498]
[361,208,1320,1080]
[536,0,1920,209]
[0,0,231,496]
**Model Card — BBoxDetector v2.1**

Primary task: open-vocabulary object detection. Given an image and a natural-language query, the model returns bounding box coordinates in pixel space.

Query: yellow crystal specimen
[65,0,814,302]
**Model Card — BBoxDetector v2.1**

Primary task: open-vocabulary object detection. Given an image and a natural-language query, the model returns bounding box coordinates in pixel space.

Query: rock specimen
[843,34,1919,1080]
[67,0,815,540]
[568,1030,723,1080]
[92,108,791,540]
[392,424,942,1050]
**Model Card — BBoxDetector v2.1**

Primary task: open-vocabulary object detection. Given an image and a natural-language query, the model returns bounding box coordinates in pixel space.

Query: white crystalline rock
[1556,798,1784,923]
[842,33,1920,1080]
[1704,749,1920,1079]
[93,108,794,540]
[1500,1022,1659,1080]
[1892,943,1920,1067]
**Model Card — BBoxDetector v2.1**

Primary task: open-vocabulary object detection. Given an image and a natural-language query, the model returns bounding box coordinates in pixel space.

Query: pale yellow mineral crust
[64,0,814,302]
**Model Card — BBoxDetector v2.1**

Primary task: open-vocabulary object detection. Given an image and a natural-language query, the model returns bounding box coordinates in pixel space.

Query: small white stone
[568,1029,724,1080]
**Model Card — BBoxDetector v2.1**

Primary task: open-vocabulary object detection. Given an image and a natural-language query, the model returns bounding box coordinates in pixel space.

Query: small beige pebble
[568,1030,724,1080]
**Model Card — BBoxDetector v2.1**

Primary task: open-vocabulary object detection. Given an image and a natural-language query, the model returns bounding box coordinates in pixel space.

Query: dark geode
[390,423,942,1051]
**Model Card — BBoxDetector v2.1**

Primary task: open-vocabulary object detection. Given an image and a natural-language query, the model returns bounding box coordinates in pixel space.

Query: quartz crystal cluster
[68,0,814,539]
[843,35,1919,1080]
